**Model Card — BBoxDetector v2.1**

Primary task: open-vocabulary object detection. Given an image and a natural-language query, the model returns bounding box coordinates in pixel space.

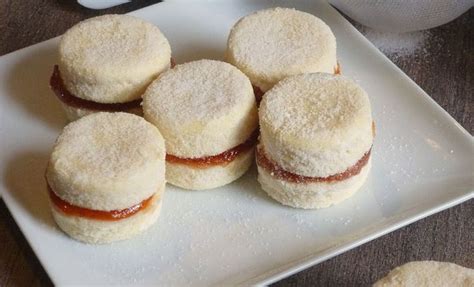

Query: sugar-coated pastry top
[227,7,337,92]
[46,112,166,211]
[373,261,474,287]
[143,59,258,158]
[259,73,373,177]
[59,14,171,103]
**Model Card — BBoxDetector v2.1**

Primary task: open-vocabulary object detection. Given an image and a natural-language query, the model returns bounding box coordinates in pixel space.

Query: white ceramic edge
[250,192,474,285]
[0,1,472,285]
[0,192,51,286]
[0,190,57,285]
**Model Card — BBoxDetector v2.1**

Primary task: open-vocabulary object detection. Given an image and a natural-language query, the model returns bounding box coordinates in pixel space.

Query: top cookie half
[58,14,171,104]
[142,59,258,158]
[227,7,337,92]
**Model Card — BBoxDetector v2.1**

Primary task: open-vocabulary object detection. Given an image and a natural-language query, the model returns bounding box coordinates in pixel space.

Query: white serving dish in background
[77,0,129,10]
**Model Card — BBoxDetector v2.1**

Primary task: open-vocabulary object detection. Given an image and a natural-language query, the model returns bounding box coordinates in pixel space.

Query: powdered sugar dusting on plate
[360,26,436,58]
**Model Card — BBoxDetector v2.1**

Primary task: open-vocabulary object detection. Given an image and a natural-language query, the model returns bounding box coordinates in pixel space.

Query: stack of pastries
[46,112,165,243]
[227,8,340,102]
[46,8,374,243]
[257,73,373,209]
[51,15,171,120]
[142,59,258,190]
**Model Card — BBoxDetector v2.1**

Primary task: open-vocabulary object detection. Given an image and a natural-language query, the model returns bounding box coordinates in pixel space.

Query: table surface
[0,1,472,286]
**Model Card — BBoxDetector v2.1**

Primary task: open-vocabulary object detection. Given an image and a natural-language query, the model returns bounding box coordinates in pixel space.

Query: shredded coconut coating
[59,14,171,103]
[142,59,258,158]
[259,73,373,177]
[373,261,474,287]
[46,112,166,211]
[227,7,337,92]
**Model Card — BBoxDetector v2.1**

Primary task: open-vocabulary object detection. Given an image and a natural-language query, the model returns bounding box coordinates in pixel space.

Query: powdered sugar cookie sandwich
[50,14,172,120]
[374,261,474,287]
[143,59,258,190]
[257,73,374,209]
[227,7,338,103]
[46,112,166,244]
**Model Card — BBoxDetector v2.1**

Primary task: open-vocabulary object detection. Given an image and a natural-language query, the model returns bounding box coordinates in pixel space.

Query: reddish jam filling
[257,122,375,183]
[256,146,371,184]
[166,130,259,168]
[253,85,265,106]
[334,62,341,75]
[48,185,153,221]
[50,58,175,111]
[252,63,342,104]
[50,65,142,111]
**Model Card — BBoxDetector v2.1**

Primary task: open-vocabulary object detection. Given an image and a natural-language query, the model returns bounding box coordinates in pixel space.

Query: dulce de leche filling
[256,146,371,184]
[50,59,176,112]
[253,63,341,105]
[48,185,154,221]
[166,130,259,168]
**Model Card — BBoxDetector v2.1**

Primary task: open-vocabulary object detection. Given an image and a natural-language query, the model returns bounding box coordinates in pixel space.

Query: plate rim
[250,193,473,285]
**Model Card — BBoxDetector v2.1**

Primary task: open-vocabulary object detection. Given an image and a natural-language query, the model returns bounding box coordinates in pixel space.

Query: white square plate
[0,0,472,285]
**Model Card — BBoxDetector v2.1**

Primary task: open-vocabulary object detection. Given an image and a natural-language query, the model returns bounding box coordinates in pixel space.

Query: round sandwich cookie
[374,261,474,287]
[46,112,166,244]
[142,59,258,190]
[227,7,338,103]
[51,14,172,120]
[257,73,374,209]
